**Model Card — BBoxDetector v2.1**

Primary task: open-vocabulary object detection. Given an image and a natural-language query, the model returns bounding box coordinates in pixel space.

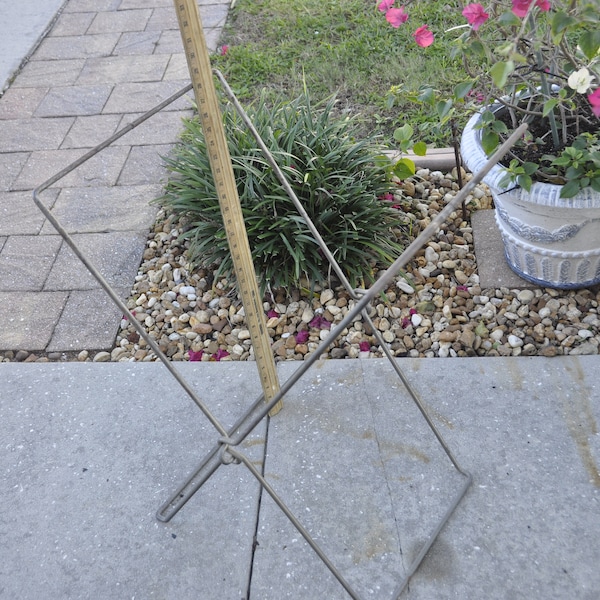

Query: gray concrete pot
[461,110,600,289]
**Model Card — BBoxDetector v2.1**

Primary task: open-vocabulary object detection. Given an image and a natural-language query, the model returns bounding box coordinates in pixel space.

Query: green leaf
[436,99,453,120]
[551,11,576,41]
[579,31,600,61]
[517,174,533,192]
[491,120,508,134]
[542,98,560,118]
[392,158,416,180]
[480,110,496,125]
[413,141,427,156]
[523,162,539,176]
[393,123,413,143]
[468,40,486,58]
[498,172,514,189]
[490,61,514,88]
[417,87,435,105]
[454,80,474,100]
[481,130,499,155]
[560,180,581,198]
[498,11,521,27]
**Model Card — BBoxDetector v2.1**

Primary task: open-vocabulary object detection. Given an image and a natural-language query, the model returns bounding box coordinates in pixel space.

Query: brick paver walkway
[0,0,229,353]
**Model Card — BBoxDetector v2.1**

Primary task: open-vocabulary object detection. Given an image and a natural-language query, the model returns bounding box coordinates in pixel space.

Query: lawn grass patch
[212,0,473,146]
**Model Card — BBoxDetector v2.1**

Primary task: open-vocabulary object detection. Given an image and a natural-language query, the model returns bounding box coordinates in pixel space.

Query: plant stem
[529,13,560,149]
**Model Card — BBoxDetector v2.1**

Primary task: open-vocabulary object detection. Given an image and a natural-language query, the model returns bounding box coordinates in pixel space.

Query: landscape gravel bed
[2,167,599,363]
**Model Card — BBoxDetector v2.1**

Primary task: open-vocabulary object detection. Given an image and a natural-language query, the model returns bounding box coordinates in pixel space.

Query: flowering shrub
[378,0,600,198]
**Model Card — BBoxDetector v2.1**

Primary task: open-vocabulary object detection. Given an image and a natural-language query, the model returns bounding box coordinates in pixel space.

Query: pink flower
[309,315,331,330]
[385,6,408,28]
[213,349,229,361]
[295,330,309,344]
[462,3,489,30]
[413,25,434,47]
[511,0,550,18]
[189,349,204,361]
[359,341,371,352]
[219,45,229,55]
[589,89,600,118]
[467,89,486,103]
[377,0,395,12]
[378,192,395,201]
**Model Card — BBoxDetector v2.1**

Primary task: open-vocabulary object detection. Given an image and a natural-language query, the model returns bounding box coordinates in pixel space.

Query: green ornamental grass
[159,91,405,291]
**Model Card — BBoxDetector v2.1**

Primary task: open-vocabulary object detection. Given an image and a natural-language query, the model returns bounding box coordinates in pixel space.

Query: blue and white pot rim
[460,107,600,209]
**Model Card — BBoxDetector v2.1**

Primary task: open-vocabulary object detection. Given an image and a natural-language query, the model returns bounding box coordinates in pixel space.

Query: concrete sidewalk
[0,0,67,94]
[0,0,229,354]
[1,357,599,598]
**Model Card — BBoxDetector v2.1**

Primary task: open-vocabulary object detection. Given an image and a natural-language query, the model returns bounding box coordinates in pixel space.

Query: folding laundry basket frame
[33,73,526,597]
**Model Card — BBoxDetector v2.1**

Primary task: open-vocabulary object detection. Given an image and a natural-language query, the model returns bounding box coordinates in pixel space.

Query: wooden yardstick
[173,0,282,415]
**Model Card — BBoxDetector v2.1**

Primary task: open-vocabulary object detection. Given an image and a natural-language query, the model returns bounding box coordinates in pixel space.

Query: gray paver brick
[76,55,170,85]
[119,0,172,8]
[471,209,535,289]
[62,0,122,12]
[163,53,189,81]
[0,117,75,153]
[117,144,174,186]
[0,291,68,350]
[112,31,161,56]
[87,9,153,35]
[10,59,86,88]
[153,30,184,54]
[0,152,29,190]
[60,114,122,149]
[12,146,131,191]
[114,110,190,146]
[34,85,113,118]
[102,81,192,113]
[0,235,63,292]
[35,34,120,60]
[0,189,59,235]
[0,88,48,120]
[48,12,96,37]
[153,26,222,55]
[44,231,148,291]
[46,288,129,351]
[145,7,179,31]
[40,184,160,234]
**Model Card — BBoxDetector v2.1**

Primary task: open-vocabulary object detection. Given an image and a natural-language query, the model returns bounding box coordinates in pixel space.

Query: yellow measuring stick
[173,0,282,415]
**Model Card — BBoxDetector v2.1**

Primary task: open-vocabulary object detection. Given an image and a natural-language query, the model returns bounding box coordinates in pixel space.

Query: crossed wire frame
[33,73,526,598]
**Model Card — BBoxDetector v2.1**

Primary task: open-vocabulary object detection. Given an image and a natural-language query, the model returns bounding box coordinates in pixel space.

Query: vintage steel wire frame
[33,80,527,597]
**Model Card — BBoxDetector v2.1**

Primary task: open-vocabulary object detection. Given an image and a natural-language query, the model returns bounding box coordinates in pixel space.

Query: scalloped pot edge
[460,109,600,289]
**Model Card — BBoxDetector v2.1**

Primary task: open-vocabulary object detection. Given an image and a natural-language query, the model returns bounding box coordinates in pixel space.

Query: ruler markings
[173,0,282,415]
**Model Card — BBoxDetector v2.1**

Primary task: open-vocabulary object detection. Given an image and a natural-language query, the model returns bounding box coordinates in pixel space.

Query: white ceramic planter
[461,110,600,289]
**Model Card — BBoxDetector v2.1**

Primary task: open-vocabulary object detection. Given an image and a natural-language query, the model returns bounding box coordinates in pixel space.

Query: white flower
[567,67,594,94]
